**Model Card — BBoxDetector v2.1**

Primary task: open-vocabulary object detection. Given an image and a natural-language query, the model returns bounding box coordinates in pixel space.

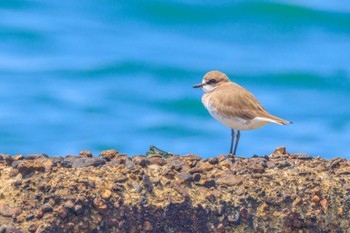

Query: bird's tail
[259,112,293,125]
[279,119,293,125]
[269,115,292,125]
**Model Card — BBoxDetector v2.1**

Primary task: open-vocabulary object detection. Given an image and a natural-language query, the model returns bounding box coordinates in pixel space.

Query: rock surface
[0,146,349,232]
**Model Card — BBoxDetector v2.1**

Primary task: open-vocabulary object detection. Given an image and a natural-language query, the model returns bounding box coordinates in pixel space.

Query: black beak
[193,83,205,88]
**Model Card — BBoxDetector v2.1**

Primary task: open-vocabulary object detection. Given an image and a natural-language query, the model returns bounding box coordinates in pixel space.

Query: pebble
[235,188,246,196]
[28,222,40,232]
[71,158,106,168]
[172,181,190,197]
[231,161,245,173]
[295,153,313,160]
[148,157,166,166]
[142,174,153,193]
[176,172,192,183]
[251,164,265,173]
[26,154,47,160]
[41,203,53,213]
[240,207,251,220]
[13,154,24,161]
[0,154,14,165]
[9,169,19,178]
[201,163,215,171]
[101,189,113,199]
[312,195,320,203]
[336,168,350,175]
[50,156,63,165]
[2,226,23,233]
[65,223,74,231]
[277,161,291,169]
[61,156,75,168]
[88,179,96,188]
[217,154,227,162]
[183,154,201,161]
[78,150,93,158]
[293,197,302,206]
[227,213,239,223]
[216,176,243,186]
[208,157,219,165]
[192,173,201,182]
[109,159,123,167]
[273,146,288,155]
[143,221,153,231]
[320,199,328,211]
[25,213,34,221]
[116,176,129,183]
[150,177,160,184]
[0,225,6,233]
[12,180,22,187]
[100,155,111,162]
[168,158,188,171]
[57,205,69,219]
[217,204,225,216]
[0,202,22,217]
[133,156,150,167]
[17,160,53,178]
[74,204,84,215]
[93,198,108,214]
[161,167,172,175]
[330,158,346,168]
[10,160,20,169]
[99,149,119,159]
[219,160,233,169]
[196,179,216,188]
[35,209,43,219]
[63,200,75,210]
[133,181,142,193]
[188,167,204,174]
[125,159,136,170]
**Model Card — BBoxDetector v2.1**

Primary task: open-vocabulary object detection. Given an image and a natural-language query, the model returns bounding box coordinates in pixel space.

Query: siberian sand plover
[193,71,292,155]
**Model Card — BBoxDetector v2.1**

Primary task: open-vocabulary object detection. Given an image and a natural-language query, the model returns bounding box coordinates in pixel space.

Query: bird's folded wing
[208,84,267,119]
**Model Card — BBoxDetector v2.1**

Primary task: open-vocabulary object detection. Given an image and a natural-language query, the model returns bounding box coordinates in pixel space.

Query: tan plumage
[203,81,290,125]
[193,70,292,155]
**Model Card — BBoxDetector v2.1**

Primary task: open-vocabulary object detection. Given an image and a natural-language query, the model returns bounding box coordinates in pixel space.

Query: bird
[193,71,292,155]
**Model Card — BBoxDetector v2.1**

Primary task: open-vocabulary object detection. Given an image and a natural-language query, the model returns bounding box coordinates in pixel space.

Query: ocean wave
[121,1,350,33]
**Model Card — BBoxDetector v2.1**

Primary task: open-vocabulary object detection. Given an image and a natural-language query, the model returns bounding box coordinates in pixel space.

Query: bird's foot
[227,153,236,159]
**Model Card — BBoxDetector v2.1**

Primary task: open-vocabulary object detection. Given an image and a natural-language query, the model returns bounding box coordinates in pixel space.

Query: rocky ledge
[0,146,349,232]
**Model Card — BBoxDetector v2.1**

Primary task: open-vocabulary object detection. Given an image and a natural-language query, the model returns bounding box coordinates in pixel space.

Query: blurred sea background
[0,0,349,159]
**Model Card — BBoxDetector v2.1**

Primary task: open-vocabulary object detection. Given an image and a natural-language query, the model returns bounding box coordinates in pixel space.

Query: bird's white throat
[201,84,217,93]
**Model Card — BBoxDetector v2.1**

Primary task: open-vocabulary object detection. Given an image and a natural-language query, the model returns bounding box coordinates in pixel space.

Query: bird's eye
[208,79,217,84]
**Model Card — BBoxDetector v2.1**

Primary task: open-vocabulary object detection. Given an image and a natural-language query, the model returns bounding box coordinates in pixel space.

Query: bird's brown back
[203,82,288,124]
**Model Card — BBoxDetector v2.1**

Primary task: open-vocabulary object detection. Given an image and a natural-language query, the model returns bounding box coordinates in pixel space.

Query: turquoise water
[0,1,349,158]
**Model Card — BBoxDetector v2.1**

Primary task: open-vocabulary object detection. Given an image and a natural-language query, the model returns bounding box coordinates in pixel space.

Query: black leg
[233,130,240,155]
[230,129,235,154]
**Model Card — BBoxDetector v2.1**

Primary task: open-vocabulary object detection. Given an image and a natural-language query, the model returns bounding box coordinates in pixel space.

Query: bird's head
[193,71,230,93]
